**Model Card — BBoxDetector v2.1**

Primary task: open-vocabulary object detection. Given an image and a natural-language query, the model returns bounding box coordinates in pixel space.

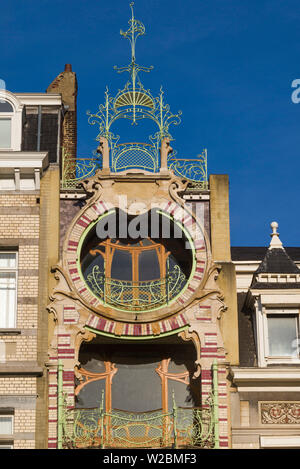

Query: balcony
[57,360,220,449]
[60,147,208,191]
[60,400,216,449]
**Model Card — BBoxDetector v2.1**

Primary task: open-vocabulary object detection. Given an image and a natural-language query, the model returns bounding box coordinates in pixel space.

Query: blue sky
[1,0,300,247]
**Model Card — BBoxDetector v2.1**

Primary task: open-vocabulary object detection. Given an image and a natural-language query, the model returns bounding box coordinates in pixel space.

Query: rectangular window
[267,313,299,358]
[0,412,13,449]
[0,416,13,435]
[0,119,11,149]
[0,253,17,328]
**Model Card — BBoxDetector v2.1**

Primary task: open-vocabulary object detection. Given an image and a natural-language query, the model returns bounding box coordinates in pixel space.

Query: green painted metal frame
[57,359,64,450]
[212,359,220,449]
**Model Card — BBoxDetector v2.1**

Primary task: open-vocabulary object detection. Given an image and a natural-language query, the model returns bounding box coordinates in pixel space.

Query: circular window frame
[64,200,208,323]
[76,209,196,315]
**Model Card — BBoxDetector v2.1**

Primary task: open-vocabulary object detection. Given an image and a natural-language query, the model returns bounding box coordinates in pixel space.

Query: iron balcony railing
[60,399,216,450]
[57,360,220,450]
[61,149,208,191]
[85,264,187,311]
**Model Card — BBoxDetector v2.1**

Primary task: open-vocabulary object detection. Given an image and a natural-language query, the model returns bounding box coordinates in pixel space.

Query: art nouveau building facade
[0,5,299,450]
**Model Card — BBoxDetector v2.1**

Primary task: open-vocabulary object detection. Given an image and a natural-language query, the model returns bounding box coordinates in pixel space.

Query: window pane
[0,119,11,148]
[138,249,160,281]
[0,253,16,269]
[0,272,16,328]
[0,101,13,112]
[111,250,132,281]
[0,416,13,434]
[268,315,298,356]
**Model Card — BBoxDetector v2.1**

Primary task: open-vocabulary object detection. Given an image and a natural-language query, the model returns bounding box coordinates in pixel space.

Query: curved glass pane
[0,101,13,112]
[138,249,160,281]
[111,249,132,281]
[81,251,104,278]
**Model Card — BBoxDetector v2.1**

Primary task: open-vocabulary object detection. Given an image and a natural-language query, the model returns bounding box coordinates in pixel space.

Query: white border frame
[255,296,300,366]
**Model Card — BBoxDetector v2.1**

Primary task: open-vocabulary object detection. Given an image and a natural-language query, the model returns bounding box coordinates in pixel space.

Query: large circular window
[79,209,194,312]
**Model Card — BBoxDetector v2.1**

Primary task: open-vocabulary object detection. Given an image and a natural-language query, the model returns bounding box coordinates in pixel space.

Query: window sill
[0,362,43,376]
[0,329,21,335]
[266,357,300,365]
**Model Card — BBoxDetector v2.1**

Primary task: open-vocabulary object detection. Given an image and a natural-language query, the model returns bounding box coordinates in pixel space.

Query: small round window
[79,209,194,312]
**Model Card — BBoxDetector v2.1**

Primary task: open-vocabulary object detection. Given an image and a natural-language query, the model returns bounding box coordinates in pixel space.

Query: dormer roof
[250,222,300,290]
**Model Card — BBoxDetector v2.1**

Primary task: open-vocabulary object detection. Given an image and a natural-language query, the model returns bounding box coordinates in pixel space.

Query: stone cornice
[0,362,43,377]
[15,93,62,106]
[0,152,49,172]
[230,367,300,391]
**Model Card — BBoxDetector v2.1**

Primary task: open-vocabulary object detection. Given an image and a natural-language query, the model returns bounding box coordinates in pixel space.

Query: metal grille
[61,150,208,190]
[112,143,159,173]
[175,406,214,448]
[61,406,214,449]
[102,409,173,448]
[61,157,102,190]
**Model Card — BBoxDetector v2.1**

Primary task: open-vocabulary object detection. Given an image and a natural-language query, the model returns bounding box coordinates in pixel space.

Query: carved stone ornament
[261,402,300,425]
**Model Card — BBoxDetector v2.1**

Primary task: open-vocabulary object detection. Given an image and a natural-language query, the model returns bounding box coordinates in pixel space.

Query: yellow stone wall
[209,174,239,365]
[0,165,60,449]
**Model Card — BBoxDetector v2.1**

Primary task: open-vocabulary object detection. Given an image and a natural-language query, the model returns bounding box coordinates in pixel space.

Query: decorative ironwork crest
[61,3,208,189]
[87,2,182,173]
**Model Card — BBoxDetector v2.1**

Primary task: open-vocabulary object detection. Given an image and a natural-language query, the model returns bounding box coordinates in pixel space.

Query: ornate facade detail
[60,3,208,189]
[178,329,202,379]
[260,402,300,425]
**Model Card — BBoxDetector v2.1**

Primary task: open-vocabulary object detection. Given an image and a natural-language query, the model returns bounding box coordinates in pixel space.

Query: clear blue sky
[1,0,300,247]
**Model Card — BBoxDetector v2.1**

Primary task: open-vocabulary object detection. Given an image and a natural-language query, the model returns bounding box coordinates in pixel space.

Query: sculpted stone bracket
[178,329,201,379]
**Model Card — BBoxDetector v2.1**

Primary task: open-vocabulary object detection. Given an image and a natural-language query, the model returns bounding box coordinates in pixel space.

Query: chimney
[47,64,78,176]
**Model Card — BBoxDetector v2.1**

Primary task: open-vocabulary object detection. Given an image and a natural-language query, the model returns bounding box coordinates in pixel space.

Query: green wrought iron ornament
[85,264,187,312]
[87,2,182,173]
[61,3,208,189]
[58,363,219,449]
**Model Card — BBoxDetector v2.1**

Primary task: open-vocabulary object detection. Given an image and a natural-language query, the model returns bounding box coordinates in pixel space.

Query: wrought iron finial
[86,3,197,178]
[114,2,153,82]
[120,2,145,64]
[61,4,209,189]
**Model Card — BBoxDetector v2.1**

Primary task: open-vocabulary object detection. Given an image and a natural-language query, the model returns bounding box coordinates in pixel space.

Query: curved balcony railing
[61,157,102,190]
[61,149,208,190]
[57,360,220,449]
[85,264,187,311]
[60,401,215,449]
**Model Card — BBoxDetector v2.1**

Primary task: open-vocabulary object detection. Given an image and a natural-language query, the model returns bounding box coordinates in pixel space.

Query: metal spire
[114,2,153,84]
